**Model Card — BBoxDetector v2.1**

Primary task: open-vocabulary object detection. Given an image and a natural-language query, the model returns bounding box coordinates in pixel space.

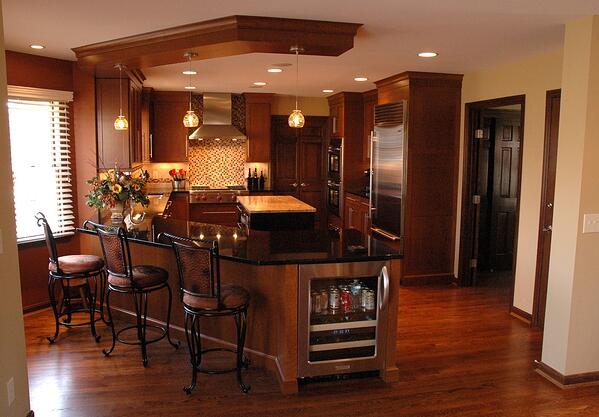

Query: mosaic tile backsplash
[188,140,247,188]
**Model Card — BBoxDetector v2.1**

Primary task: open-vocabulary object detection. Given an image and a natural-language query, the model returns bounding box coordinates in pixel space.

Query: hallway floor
[24,283,599,417]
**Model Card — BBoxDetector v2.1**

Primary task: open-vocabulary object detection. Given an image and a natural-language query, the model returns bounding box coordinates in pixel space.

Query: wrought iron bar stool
[85,221,179,367]
[36,212,106,343]
[161,233,251,394]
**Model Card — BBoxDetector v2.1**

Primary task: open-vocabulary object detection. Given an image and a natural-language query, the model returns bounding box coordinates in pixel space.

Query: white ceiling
[3,0,599,96]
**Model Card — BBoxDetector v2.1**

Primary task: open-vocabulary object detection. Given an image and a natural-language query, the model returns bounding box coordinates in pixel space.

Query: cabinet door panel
[152,93,188,162]
[246,100,272,162]
[96,78,131,169]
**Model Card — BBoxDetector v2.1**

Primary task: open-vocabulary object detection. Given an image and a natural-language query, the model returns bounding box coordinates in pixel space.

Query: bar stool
[161,233,250,394]
[87,221,179,367]
[36,212,105,343]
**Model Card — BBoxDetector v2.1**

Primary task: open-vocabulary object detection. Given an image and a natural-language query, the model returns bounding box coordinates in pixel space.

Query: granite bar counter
[79,216,402,394]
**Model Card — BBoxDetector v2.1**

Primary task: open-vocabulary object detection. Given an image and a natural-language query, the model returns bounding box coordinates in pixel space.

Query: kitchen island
[79,216,401,394]
[237,195,316,230]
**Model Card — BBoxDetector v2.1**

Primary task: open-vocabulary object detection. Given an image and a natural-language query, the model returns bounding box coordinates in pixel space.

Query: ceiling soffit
[72,15,362,76]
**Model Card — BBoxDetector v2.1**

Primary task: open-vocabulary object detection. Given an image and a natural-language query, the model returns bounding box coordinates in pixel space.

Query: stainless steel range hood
[188,93,246,141]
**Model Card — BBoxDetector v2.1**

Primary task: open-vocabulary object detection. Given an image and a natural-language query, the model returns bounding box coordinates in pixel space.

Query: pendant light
[288,46,305,128]
[114,64,129,131]
[182,52,199,128]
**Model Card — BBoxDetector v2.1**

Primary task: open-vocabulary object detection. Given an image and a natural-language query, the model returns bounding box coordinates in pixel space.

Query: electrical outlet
[7,377,15,406]
[582,214,599,234]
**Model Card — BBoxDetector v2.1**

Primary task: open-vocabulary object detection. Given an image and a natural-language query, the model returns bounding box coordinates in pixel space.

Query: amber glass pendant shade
[183,110,199,127]
[288,109,305,128]
[114,115,129,130]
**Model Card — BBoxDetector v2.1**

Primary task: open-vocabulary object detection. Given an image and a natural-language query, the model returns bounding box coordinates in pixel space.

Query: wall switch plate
[7,377,14,406]
[582,214,599,234]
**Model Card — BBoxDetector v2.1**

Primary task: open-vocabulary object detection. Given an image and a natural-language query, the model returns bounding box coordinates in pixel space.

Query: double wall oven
[327,138,343,216]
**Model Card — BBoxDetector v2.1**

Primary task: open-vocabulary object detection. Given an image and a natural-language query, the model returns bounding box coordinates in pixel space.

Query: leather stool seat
[108,265,168,289]
[49,254,104,275]
[183,285,250,310]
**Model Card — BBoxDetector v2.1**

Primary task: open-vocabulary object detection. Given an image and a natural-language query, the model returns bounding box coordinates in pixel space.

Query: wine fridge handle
[379,265,390,311]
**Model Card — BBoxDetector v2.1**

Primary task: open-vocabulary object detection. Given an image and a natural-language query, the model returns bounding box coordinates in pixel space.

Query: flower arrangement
[169,168,187,181]
[86,168,150,209]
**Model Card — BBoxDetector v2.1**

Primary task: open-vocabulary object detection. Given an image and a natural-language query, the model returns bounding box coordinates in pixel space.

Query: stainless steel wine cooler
[298,261,391,378]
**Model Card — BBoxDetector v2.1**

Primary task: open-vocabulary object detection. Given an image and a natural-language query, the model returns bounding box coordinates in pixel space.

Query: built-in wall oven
[298,261,391,378]
[327,138,343,217]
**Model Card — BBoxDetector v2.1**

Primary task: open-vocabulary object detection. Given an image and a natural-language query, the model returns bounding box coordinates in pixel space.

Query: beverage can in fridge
[319,289,329,312]
[329,287,340,310]
[340,289,352,312]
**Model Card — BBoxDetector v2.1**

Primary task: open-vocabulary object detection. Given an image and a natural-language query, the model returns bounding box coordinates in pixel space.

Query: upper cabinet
[96,77,142,169]
[244,93,274,162]
[327,92,365,189]
[151,91,189,162]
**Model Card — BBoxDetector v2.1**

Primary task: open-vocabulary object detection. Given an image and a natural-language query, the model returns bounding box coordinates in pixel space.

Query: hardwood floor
[24,283,599,416]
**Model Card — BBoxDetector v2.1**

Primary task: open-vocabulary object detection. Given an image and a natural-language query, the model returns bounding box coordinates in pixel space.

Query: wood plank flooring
[24,283,599,417]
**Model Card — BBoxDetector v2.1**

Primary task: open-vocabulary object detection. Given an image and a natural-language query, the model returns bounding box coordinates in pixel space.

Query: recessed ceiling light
[253,82,267,86]
[184,86,196,90]
[267,68,283,73]
[418,52,438,58]
[322,89,334,93]
[182,70,197,75]
[30,44,45,50]
[354,77,368,82]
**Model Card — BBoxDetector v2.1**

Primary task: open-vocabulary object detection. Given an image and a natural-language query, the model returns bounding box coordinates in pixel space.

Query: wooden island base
[81,233,401,394]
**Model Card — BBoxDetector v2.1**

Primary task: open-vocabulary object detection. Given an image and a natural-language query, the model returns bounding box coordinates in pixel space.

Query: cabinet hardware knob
[291,183,298,187]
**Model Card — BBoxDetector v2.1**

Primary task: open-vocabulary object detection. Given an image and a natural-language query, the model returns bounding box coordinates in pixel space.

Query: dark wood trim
[534,360,599,387]
[400,274,454,286]
[458,95,526,293]
[532,89,561,329]
[510,305,532,324]
[23,302,51,314]
[72,15,362,74]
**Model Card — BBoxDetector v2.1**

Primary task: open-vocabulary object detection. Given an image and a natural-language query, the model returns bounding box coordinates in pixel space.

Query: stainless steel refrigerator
[369,101,407,251]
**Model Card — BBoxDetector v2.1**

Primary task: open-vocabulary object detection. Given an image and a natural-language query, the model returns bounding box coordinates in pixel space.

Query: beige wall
[272,94,329,116]
[458,48,563,313]
[0,4,31,416]
[542,15,599,375]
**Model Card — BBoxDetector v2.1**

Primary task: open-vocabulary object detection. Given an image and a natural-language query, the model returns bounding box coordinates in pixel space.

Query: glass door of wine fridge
[298,261,390,378]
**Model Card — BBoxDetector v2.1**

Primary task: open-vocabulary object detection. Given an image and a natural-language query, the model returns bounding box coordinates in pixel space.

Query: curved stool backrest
[84,221,133,285]
[160,233,221,309]
[35,212,60,273]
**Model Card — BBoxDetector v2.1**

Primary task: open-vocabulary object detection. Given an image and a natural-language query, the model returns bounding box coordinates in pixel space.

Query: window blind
[7,88,74,243]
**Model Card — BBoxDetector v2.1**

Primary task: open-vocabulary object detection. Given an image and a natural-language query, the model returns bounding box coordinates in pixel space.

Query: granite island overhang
[79,216,402,394]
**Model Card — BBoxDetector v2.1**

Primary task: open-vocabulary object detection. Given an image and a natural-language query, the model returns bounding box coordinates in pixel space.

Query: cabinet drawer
[189,204,239,225]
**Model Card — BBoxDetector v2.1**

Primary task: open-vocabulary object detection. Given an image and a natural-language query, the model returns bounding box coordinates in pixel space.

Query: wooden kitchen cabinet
[189,203,239,226]
[327,92,366,189]
[244,93,274,162]
[362,89,377,163]
[272,115,328,229]
[375,71,463,283]
[140,87,153,163]
[96,77,142,169]
[164,192,189,220]
[344,193,370,241]
[151,91,188,162]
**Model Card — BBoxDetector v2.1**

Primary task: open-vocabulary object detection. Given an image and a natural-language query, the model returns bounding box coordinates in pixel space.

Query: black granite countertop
[79,216,401,266]
[345,188,370,199]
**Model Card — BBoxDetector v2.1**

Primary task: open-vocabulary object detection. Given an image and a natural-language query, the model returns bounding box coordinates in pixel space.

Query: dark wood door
[489,116,521,270]
[272,117,299,194]
[533,90,561,328]
[272,116,327,228]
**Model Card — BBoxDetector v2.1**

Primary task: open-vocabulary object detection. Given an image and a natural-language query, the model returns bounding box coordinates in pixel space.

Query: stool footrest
[115,324,168,346]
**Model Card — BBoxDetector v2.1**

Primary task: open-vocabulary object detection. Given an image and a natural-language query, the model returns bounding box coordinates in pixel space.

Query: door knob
[543,225,552,232]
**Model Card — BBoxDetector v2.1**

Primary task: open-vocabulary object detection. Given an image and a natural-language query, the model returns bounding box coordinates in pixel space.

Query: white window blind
[7,86,74,242]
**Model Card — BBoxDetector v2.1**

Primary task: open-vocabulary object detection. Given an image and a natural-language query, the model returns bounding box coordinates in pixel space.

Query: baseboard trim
[534,360,599,388]
[510,305,532,324]
[23,301,51,314]
[400,273,454,286]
